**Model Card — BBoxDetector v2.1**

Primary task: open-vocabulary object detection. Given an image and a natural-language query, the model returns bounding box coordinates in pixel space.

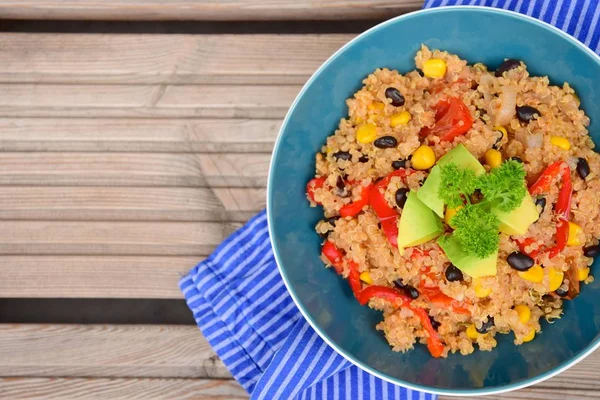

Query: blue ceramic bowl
[267,6,600,395]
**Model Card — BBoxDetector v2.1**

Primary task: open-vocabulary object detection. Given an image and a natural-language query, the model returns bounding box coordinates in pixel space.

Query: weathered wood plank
[0,221,240,256]
[0,153,270,188]
[0,1,421,21]
[0,118,280,153]
[0,34,351,85]
[0,324,231,379]
[0,256,200,298]
[0,84,299,119]
[0,187,265,222]
[0,377,247,400]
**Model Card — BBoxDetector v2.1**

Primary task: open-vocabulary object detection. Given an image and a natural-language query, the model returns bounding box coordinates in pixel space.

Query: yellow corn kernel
[444,205,463,227]
[548,268,565,292]
[493,126,507,140]
[359,271,373,285]
[390,111,412,128]
[356,123,377,144]
[518,265,544,283]
[466,325,479,340]
[567,222,583,246]
[422,58,447,79]
[522,328,536,343]
[578,267,590,281]
[473,279,492,298]
[514,305,531,324]
[550,136,571,150]
[484,149,503,169]
[368,101,385,111]
[353,116,365,125]
[411,145,436,170]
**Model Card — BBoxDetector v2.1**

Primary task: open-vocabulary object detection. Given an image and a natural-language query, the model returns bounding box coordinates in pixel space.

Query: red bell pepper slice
[516,237,542,259]
[529,161,564,195]
[380,218,399,247]
[369,169,414,246]
[357,285,444,358]
[322,240,344,274]
[357,285,410,306]
[421,97,474,142]
[322,241,363,296]
[428,292,471,315]
[547,218,569,259]
[527,161,573,258]
[348,261,362,298]
[339,185,371,218]
[410,306,445,358]
[306,177,326,204]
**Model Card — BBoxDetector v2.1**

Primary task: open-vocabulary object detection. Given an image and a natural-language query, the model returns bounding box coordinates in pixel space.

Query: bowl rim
[266,5,600,396]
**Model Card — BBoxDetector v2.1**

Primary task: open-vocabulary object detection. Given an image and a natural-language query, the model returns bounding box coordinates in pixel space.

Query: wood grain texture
[0,34,351,85]
[0,221,240,256]
[0,187,265,222]
[0,84,299,119]
[0,1,421,21]
[0,256,201,298]
[0,153,270,187]
[0,324,231,379]
[0,377,247,399]
[0,118,280,153]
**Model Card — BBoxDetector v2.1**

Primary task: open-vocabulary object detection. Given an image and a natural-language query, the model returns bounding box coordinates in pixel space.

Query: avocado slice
[438,235,498,278]
[491,193,539,236]
[397,190,444,251]
[417,144,486,217]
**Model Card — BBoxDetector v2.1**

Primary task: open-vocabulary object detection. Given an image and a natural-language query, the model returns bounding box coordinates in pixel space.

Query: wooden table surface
[0,1,598,399]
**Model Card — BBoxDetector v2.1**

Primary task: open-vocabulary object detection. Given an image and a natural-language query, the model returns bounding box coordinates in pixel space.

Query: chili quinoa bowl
[267,6,600,396]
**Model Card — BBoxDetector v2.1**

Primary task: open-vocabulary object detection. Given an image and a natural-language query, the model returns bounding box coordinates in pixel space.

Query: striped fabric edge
[180,211,300,393]
[423,0,600,53]
[251,318,437,400]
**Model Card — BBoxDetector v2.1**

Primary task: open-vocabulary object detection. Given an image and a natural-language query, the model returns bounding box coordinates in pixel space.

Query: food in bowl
[306,45,599,358]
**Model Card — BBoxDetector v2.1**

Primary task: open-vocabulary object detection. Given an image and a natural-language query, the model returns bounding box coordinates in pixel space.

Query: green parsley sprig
[437,160,527,259]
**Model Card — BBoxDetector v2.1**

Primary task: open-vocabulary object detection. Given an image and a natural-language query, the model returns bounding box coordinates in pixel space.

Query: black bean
[333,151,352,161]
[404,285,420,299]
[577,157,590,180]
[445,265,464,282]
[555,286,568,297]
[358,155,369,163]
[492,129,504,150]
[385,87,406,107]
[584,244,600,258]
[516,105,541,123]
[510,156,523,163]
[507,251,535,271]
[335,176,351,198]
[476,317,495,333]
[395,188,409,208]
[392,159,406,170]
[325,216,340,226]
[374,136,398,149]
[535,197,546,214]
[393,279,405,289]
[495,59,521,77]
[429,316,441,330]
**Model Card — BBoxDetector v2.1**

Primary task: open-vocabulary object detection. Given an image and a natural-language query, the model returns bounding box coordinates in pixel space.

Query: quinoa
[308,46,599,357]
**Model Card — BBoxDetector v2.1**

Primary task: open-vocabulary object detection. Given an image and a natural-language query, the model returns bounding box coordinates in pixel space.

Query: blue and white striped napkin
[181,1,599,398]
